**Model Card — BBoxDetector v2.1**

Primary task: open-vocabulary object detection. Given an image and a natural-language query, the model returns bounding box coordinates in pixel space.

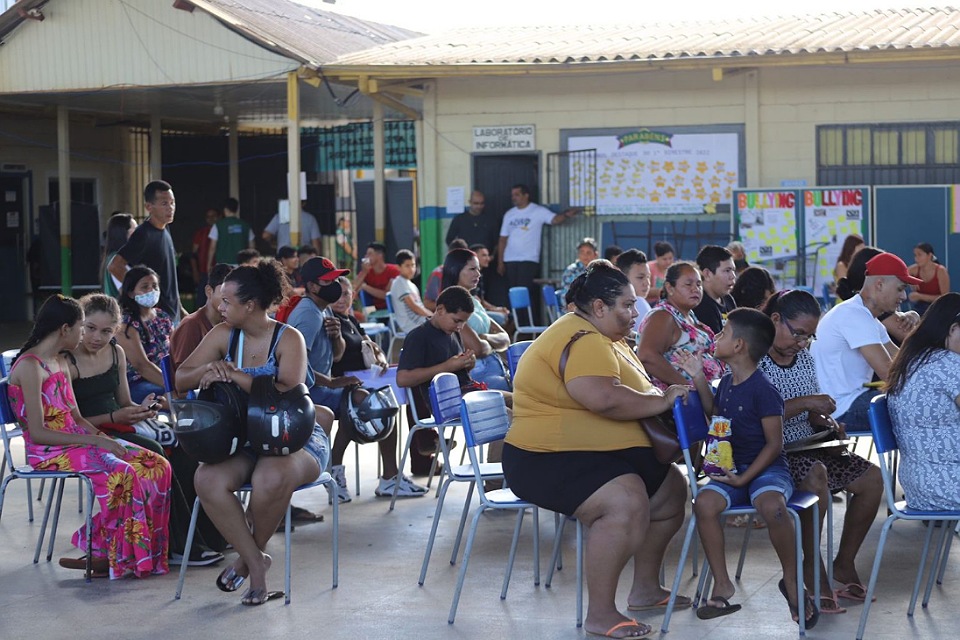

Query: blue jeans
[471,354,510,391]
[128,377,166,404]
[837,388,880,435]
[309,385,345,413]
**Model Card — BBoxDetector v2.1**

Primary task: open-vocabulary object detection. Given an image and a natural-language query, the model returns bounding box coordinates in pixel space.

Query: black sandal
[778,579,820,630]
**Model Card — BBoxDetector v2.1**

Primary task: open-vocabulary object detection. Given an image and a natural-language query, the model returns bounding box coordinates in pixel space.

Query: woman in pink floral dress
[637,261,724,390]
[6,295,171,579]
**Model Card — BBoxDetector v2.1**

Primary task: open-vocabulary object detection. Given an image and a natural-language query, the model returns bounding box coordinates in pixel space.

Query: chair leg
[45,478,68,562]
[420,477,453,586]
[662,515,698,633]
[354,442,361,496]
[77,477,83,513]
[501,509,526,600]
[545,514,568,588]
[284,502,292,605]
[826,493,835,586]
[576,518,584,628]
[856,516,896,640]
[175,496,202,600]
[448,506,485,624]
[735,517,754,580]
[936,524,955,584]
[909,522,937,615]
[82,478,94,582]
[554,512,564,572]
[33,478,60,563]
[922,522,951,609]
[331,479,339,588]
[450,482,475,564]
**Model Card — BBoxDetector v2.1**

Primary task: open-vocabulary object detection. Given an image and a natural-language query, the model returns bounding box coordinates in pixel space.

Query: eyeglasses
[782,317,815,344]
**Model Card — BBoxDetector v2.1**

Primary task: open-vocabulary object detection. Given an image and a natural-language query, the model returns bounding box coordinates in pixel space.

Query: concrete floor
[1,325,957,639]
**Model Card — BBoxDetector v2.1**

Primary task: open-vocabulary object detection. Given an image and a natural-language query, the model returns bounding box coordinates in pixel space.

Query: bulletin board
[733,189,799,262]
[800,187,870,290]
[874,185,959,290]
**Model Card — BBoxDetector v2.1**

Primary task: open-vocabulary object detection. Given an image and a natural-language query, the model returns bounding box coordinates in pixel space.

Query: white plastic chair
[662,393,820,636]
[855,395,960,640]
[448,390,540,624]
[384,294,407,362]
[175,475,340,604]
[0,377,95,578]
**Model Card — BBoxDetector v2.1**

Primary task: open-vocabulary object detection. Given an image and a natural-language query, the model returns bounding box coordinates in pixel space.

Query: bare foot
[583,615,651,638]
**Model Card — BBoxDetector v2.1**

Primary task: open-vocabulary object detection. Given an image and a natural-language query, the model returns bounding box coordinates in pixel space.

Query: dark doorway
[0,173,28,321]
[472,153,540,306]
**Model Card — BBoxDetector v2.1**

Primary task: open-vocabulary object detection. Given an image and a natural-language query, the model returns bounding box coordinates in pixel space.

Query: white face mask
[135,290,160,308]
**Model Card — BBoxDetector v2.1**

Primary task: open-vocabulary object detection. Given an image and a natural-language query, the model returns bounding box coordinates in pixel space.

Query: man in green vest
[207,197,254,269]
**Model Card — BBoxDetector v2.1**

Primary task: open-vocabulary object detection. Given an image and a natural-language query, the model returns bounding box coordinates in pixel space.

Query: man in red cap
[811,251,922,432]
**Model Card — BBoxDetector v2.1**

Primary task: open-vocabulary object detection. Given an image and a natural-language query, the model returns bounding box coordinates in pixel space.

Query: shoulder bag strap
[558,330,593,382]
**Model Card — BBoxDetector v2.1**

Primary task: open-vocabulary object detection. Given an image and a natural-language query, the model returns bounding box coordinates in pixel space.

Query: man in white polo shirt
[811,252,922,431]
[496,183,578,323]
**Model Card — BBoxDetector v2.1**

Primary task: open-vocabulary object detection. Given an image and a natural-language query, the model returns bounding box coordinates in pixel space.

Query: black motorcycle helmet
[172,382,247,464]
[341,385,399,444]
[246,375,315,456]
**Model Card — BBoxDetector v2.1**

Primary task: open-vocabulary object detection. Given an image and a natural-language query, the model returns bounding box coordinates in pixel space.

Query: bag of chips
[703,415,735,477]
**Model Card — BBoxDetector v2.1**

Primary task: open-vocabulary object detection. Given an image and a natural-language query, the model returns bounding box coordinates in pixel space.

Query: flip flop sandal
[216,566,246,593]
[696,596,742,620]
[290,507,324,523]
[628,594,692,612]
[835,582,875,602]
[585,620,652,638]
[778,579,820,630]
[819,594,847,614]
[240,588,285,606]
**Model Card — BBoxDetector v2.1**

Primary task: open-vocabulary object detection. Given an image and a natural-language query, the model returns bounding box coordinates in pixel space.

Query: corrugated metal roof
[329,6,960,67]
[186,0,421,66]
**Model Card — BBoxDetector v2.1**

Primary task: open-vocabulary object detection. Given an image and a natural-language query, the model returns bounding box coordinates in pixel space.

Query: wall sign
[472,125,536,151]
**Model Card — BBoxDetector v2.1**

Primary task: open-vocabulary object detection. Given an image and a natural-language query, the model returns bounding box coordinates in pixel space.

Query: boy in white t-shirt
[389,249,431,333]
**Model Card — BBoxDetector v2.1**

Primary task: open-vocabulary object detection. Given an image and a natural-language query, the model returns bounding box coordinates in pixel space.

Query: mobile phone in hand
[148,401,161,410]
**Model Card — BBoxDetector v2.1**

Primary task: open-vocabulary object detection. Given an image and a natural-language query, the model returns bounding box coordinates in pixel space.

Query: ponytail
[17,295,83,360]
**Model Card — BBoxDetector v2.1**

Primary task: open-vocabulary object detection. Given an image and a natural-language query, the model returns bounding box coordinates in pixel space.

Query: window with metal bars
[817,122,960,185]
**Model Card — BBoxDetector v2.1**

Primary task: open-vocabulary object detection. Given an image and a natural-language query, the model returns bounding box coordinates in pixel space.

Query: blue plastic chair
[855,395,960,640]
[359,289,391,321]
[506,340,534,379]
[419,373,508,586]
[662,393,820,636]
[448,391,540,624]
[508,287,549,341]
[384,293,407,362]
[0,378,95,578]
[542,285,563,324]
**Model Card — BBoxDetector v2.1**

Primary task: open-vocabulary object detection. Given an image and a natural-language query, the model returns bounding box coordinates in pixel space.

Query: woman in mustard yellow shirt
[503,261,691,639]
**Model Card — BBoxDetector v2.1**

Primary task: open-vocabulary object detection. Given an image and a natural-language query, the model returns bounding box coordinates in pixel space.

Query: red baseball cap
[300,257,350,284]
[865,252,922,286]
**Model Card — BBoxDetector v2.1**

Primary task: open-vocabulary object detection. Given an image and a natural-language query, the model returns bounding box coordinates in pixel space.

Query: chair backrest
[673,393,709,496]
[509,287,531,310]
[0,378,16,426]
[459,390,510,448]
[542,285,558,308]
[867,394,897,455]
[429,372,463,425]
[0,349,16,378]
[359,289,374,309]
[160,354,175,394]
[506,341,534,378]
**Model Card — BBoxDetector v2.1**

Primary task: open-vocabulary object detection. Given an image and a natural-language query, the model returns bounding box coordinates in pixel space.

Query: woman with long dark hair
[177,261,331,606]
[907,242,950,315]
[101,213,136,297]
[441,247,510,391]
[6,294,171,579]
[886,292,960,510]
[115,264,173,405]
[731,266,777,310]
[833,234,864,283]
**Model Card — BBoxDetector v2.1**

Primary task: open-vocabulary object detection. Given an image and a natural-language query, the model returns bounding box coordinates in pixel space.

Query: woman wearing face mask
[115,264,173,406]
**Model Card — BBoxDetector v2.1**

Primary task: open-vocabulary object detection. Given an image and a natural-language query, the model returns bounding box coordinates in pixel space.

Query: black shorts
[502,442,670,517]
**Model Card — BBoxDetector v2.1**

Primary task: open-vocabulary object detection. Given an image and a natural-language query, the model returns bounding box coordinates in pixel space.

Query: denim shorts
[700,463,794,509]
[309,385,345,413]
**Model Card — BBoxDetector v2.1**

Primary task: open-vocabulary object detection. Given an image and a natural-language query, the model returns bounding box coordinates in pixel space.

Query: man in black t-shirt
[109,180,186,323]
[693,244,738,334]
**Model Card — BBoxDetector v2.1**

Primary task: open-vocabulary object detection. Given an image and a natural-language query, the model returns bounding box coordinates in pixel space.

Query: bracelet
[109,411,114,423]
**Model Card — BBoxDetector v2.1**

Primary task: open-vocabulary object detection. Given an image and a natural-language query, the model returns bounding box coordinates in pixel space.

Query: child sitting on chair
[680,308,819,629]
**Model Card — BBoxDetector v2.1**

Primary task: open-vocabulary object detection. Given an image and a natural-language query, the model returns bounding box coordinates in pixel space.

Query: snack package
[703,415,735,477]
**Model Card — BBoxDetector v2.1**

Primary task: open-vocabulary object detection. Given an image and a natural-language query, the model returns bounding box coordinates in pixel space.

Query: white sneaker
[328,464,352,504]
[375,474,428,497]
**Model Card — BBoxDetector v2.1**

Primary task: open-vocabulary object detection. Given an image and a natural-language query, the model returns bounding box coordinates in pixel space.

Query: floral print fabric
[639,300,724,390]
[7,355,170,579]
[122,310,173,383]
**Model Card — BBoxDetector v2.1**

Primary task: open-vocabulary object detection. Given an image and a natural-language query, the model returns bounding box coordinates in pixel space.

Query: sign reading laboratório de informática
[472,125,536,151]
